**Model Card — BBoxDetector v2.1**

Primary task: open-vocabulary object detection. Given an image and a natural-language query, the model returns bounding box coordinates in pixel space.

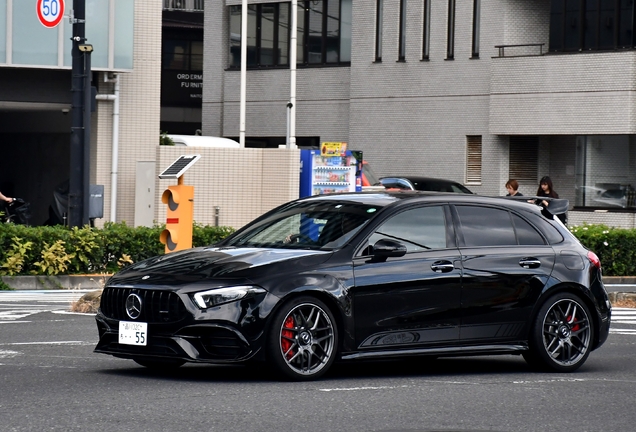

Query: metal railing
[494,43,545,58]
[163,0,204,12]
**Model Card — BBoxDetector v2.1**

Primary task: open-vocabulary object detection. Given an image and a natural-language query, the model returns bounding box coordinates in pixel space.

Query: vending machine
[299,143,363,198]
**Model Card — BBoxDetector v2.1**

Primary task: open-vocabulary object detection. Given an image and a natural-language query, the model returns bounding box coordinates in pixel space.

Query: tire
[267,296,338,381]
[524,292,594,372]
[133,358,186,370]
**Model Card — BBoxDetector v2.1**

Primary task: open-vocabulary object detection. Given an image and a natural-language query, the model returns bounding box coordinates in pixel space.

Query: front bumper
[94,286,271,364]
[94,313,265,363]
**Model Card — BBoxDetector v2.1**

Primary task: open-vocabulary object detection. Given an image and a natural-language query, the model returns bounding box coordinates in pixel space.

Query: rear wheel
[524,292,593,372]
[267,296,338,381]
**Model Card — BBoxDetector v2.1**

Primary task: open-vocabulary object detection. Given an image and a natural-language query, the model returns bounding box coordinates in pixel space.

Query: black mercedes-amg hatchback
[94,192,611,380]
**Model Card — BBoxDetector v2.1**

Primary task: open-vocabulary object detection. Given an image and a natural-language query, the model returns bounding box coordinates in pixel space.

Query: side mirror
[372,238,407,259]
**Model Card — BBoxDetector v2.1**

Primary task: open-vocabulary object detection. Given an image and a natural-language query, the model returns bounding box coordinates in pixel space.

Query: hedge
[0,222,234,277]
[0,221,631,278]
[569,224,636,277]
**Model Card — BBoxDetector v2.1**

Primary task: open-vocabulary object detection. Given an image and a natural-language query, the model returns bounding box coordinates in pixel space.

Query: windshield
[224,200,382,250]
[363,162,382,186]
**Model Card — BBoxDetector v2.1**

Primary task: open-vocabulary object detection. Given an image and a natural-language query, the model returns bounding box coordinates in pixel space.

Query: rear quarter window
[521,211,564,244]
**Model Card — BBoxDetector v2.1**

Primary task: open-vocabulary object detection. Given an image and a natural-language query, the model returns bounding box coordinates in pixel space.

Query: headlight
[192,286,266,309]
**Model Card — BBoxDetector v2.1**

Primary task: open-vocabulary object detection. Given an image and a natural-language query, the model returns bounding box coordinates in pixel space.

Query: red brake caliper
[567,315,580,332]
[281,315,295,359]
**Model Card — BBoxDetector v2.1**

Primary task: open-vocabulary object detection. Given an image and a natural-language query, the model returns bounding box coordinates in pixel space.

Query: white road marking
[0,350,21,358]
[320,385,410,392]
[0,341,93,346]
[0,310,48,320]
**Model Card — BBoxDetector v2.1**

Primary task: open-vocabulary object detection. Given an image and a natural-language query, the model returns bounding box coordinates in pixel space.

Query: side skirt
[341,344,527,361]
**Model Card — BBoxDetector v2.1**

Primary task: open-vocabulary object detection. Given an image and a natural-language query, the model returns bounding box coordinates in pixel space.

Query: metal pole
[82,45,93,225]
[239,0,247,147]
[69,0,87,227]
[289,0,297,149]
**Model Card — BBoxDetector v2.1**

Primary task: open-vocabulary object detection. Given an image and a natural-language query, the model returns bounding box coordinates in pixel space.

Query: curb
[1,275,110,290]
[608,292,636,303]
[2,274,635,292]
[603,276,636,284]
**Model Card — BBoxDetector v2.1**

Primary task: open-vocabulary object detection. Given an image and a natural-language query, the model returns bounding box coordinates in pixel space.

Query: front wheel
[267,296,338,381]
[524,292,594,372]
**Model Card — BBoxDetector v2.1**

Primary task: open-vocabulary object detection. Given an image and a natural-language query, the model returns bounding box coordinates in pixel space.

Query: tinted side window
[511,213,546,245]
[456,206,516,246]
[523,211,565,244]
[367,206,447,252]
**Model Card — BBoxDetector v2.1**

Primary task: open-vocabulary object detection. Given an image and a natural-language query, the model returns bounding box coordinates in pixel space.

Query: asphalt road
[1,291,636,432]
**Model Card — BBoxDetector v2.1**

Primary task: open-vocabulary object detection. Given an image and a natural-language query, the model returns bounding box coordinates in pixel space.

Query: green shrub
[0,222,235,276]
[570,224,636,276]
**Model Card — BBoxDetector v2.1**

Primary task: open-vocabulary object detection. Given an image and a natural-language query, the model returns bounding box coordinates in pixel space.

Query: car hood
[107,246,332,287]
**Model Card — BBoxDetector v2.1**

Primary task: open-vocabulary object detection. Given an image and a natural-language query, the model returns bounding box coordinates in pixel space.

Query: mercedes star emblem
[125,293,143,320]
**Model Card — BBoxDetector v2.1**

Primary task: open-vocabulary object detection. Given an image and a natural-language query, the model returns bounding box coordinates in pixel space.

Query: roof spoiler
[505,196,569,216]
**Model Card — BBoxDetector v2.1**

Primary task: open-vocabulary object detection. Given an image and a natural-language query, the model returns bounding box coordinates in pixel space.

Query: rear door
[453,205,556,343]
[351,205,462,350]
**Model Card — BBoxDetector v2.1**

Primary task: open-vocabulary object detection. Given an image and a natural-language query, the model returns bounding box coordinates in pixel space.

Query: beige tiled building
[203,0,636,228]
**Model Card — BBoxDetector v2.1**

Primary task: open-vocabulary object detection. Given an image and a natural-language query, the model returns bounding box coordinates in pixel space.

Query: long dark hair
[537,176,558,198]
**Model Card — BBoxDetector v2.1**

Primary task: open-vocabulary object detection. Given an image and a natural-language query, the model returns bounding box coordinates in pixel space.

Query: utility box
[89,185,104,219]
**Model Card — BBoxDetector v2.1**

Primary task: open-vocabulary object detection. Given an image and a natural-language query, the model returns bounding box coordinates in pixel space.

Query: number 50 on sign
[36,0,65,28]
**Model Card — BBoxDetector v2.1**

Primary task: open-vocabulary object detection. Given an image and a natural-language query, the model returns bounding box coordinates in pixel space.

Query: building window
[422,0,431,60]
[575,135,636,209]
[229,1,351,68]
[398,0,407,61]
[466,135,482,184]
[550,0,635,52]
[375,0,383,62]
[509,136,539,183]
[471,0,480,58]
[229,3,290,68]
[163,39,203,70]
[447,0,456,59]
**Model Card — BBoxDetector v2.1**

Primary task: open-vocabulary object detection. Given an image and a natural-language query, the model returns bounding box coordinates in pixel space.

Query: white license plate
[119,321,148,346]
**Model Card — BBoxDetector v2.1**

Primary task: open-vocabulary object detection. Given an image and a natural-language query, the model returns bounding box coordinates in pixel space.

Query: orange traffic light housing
[160,183,194,253]
[158,154,200,253]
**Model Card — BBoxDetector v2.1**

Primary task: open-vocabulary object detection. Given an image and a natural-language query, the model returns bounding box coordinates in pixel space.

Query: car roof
[299,191,537,211]
[381,176,461,183]
[380,176,473,193]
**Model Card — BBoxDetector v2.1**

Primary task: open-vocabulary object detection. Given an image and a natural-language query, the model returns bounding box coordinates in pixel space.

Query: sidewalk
[1,275,109,290]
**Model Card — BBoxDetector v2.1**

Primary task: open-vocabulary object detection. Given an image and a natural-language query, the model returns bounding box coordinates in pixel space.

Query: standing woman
[536,176,567,224]
[505,179,523,196]
[536,176,559,205]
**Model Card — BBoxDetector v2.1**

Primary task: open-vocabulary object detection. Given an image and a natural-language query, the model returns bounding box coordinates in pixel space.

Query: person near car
[536,176,558,206]
[505,179,523,197]
[0,191,13,203]
[535,176,567,224]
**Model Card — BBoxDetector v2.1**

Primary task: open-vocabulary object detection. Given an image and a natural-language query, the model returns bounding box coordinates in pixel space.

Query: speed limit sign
[36,0,65,28]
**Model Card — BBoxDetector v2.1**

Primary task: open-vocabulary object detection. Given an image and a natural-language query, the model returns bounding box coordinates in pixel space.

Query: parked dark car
[380,176,473,194]
[94,191,611,380]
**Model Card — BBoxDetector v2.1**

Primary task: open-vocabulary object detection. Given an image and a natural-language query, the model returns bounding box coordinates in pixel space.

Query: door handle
[519,258,541,269]
[431,261,455,273]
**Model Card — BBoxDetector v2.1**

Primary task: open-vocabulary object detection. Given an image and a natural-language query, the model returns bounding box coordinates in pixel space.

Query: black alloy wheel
[524,292,593,372]
[267,296,338,380]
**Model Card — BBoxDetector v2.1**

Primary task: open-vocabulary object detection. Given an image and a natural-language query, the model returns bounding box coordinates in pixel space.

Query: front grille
[100,287,188,323]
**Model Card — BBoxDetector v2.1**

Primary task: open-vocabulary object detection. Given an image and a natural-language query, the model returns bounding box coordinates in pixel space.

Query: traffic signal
[159,184,194,253]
